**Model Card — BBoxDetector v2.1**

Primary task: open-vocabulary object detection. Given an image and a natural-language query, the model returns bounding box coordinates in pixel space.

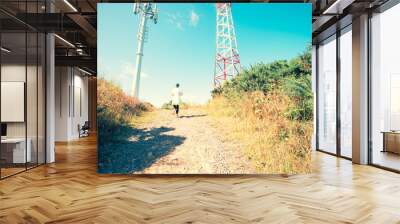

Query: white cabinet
[1,138,32,163]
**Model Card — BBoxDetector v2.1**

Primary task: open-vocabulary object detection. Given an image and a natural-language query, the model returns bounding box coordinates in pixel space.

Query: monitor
[1,123,7,137]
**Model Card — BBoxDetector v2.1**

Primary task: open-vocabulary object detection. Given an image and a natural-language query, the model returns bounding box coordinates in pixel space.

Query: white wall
[55,67,89,141]
[1,65,37,138]
[55,66,70,141]
[1,65,27,141]
[71,72,89,138]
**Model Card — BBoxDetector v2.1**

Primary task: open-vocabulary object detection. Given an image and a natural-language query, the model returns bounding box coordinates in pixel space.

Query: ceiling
[0,0,99,74]
[312,0,390,43]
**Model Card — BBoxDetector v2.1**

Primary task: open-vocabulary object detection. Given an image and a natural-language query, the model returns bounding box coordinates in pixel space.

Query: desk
[1,138,31,163]
[381,131,400,154]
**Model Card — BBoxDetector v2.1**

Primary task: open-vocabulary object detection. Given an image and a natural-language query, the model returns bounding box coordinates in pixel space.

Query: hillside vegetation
[97,78,153,144]
[207,46,313,173]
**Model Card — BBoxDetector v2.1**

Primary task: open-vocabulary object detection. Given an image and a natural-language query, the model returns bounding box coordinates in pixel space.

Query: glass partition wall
[0,31,27,177]
[370,3,400,171]
[317,35,337,155]
[0,2,46,179]
[339,26,352,159]
[316,25,353,159]
[315,0,400,172]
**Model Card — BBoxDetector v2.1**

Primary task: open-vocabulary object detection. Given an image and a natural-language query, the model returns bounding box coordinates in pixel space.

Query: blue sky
[98,3,311,107]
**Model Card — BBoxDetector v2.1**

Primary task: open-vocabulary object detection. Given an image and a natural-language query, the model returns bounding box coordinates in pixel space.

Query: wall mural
[97,3,312,174]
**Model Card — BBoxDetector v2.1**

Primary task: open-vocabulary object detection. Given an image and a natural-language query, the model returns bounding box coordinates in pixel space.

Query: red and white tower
[214,3,241,87]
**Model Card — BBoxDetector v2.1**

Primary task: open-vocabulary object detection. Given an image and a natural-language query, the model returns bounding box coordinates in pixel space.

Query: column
[352,14,369,164]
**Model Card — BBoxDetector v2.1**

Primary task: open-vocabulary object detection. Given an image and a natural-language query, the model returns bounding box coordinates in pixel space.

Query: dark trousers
[173,105,179,115]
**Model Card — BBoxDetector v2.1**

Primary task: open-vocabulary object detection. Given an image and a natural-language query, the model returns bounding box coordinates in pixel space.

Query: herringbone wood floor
[1,135,400,223]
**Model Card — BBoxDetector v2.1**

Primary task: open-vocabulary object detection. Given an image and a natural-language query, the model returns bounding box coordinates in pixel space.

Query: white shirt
[171,87,183,105]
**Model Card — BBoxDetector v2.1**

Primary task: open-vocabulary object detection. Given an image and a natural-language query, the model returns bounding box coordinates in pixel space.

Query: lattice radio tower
[131,3,158,98]
[214,3,241,87]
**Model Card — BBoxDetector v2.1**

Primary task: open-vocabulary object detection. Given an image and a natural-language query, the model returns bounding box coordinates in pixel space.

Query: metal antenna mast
[131,3,158,98]
[214,3,241,88]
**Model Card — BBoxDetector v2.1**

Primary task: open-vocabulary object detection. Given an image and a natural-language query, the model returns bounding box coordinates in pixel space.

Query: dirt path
[133,108,255,174]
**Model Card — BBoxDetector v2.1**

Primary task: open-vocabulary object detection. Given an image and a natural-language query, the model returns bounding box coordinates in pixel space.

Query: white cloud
[166,12,184,31]
[189,10,199,27]
[98,61,150,95]
[176,22,183,30]
[165,10,199,30]
[122,61,149,79]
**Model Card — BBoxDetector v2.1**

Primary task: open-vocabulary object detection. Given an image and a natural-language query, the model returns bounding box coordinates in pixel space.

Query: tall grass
[97,78,153,143]
[207,46,313,174]
[207,91,312,174]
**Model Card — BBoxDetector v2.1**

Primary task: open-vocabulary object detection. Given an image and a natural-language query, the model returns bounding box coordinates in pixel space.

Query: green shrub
[282,76,313,121]
[214,45,313,121]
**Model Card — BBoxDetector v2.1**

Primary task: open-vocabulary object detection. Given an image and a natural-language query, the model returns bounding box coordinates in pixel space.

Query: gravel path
[133,108,255,174]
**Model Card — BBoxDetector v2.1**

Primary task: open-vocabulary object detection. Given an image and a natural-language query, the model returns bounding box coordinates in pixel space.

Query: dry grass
[97,79,154,123]
[206,90,312,174]
[130,109,157,126]
[97,78,154,143]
